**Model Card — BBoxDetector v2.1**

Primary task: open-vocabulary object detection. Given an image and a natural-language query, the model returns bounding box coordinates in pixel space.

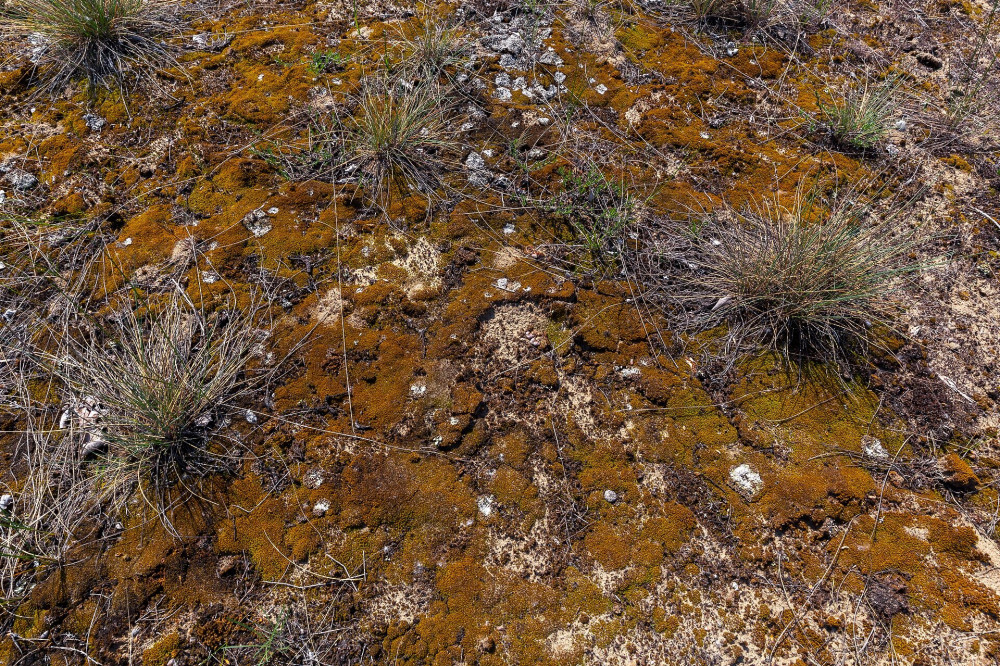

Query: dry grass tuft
[635,187,925,363]
[46,291,266,516]
[343,81,459,206]
[1,0,185,92]
[818,75,902,151]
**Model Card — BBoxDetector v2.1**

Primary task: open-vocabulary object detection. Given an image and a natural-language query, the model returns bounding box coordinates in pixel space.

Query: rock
[313,499,331,516]
[82,113,105,132]
[725,41,738,57]
[241,208,272,237]
[862,435,889,459]
[465,152,485,170]
[4,169,37,191]
[937,453,979,490]
[729,463,764,500]
[0,494,12,511]
[603,489,618,503]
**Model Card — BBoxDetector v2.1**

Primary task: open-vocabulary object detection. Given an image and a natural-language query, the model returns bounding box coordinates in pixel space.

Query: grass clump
[398,18,470,80]
[549,163,639,264]
[637,187,924,363]
[818,76,902,151]
[1,0,184,92]
[343,81,458,206]
[50,291,265,516]
[689,0,780,28]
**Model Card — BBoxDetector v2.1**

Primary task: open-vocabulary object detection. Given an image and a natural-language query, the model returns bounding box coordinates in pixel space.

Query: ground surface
[2,0,1000,664]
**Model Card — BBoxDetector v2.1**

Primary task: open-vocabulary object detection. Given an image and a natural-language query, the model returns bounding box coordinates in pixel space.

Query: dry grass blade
[1,378,97,614]
[1,0,186,92]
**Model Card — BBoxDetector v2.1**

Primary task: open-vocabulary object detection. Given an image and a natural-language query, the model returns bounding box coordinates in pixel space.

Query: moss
[143,632,182,666]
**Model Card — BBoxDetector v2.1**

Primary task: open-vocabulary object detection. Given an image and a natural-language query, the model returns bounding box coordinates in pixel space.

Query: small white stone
[729,464,763,500]
[267,207,279,215]
[0,494,12,511]
[312,499,331,516]
[862,436,889,459]
[603,489,618,503]
[594,83,608,95]
[465,152,486,170]
[244,409,258,424]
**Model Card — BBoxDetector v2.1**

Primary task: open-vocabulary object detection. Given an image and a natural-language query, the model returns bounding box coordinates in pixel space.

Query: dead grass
[818,75,902,151]
[43,290,267,518]
[634,185,926,364]
[0,0,186,93]
[343,79,460,206]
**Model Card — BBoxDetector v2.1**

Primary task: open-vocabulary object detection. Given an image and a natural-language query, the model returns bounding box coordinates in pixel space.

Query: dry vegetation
[0,0,999,663]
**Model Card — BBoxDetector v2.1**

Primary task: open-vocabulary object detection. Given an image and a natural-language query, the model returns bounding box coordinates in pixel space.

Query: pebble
[241,208,272,237]
[0,494,12,511]
[313,499,331,516]
[82,113,106,132]
[603,489,618,503]
[862,435,888,459]
[729,464,764,500]
[725,41,738,57]
[465,152,485,170]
